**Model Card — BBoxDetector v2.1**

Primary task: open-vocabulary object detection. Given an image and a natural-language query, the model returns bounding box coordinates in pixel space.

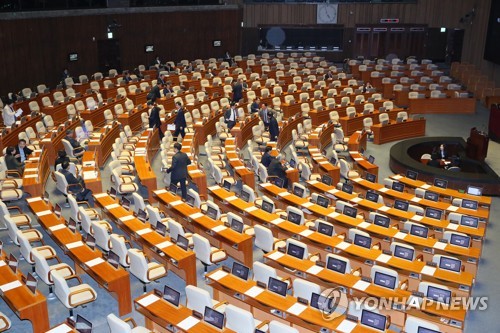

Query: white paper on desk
[36,210,52,217]
[302,202,314,208]
[270,218,284,225]
[267,251,285,261]
[358,221,371,229]
[234,166,246,170]
[189,212,204,220]
[328,212,340,219]
[177,316,200,331]
[155,189,167,195]
[83,171,98,178]
[309,180,319,185]
[26,197,42,203]
[319,161,330,164]
[137,228,153,236]
[411,197,422,203]
[393,232,407,240]
[447,223,459,230]
[244,206,258,213]
[0,280,22,292]
[24,174,38,178]
[229,158,239,162]
[447,205,459,212]
[25,168,38,172]
[379,187,389,193]
[353,177,363,182]
[225,196,238,202]
[354,158,364,161]
[189,170,202,174]
[336,241,351,251]
[336,319,357,333]
[66,241,84,249]
[312,153,322,157]
[352,280,371,291]
[421,184,431,189]
[377,253,392,263]
[287,302,308,316]
[105,203,120,210]
[212,225,227,233]
[156,241,173,249]
[299,229,314,237]
[378,206,390,212]
[137,294,161,307]
[434,242,447,250]
[85,257,105,268]
[411,215,424,222]
[170,200,183,206]
[208,185,221,191]
[90,139,100,143]
[209,270,228,281]
[278,191,291,197]
[34,149,42,153]
[393,175,403,180]
[119,215,135,222]
[49,224,65,232]
[421,266,437,276]
[351,151,359,154]
[327,189,339,194]
[260,183,271,188]
[244,286,265,298]
[0,261,5,267]
[94,193,107,198]
[351,197,362,203]
[306,265,324,275]
[46,323,73,333]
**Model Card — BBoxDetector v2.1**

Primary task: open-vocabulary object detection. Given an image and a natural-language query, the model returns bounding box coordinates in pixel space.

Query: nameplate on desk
[421,184,431,189]
[212,225,227,233]
[306,265,324,275]
[156,241,173,249]
[379,187,389,193]
[434,242,447,250]
[94,193,108,199]
[328,212,340,219]
[271,218,285,225]
[137,294,161,307]
[376,253,392,263]
[411,215,424,222]
[170,200,183,206]
[421,265,437,276]
[0,280,23,293]
[46,323,73,333]
[447,205,459,212]
[260,183,271,188]
[25,168,38,172]
[177,316,200,331]
[83,161,96,167]
[85,257,105,268]
[105,203,120,210]
[66,241,84,249]
[278,192,291,197]
[378,206,390,212]
[244,286,265,298]
[120,215,135,222]
[24,174,38,178]
[209,270,228,281]
[393,231,407,240]
[36,210,52,217]
[336,319,357,333]
[287,302,307,316]
[352,279,370,291]
[26,197,42,203]
[49,224,66,232]
[244,206,258,213]
[358,221,371,229]
[447,223,459,230]
[336,241,351,251]
[302,202,314,208]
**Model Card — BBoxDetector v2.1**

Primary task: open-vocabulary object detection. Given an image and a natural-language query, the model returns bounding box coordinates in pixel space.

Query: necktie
[264,111,268,123]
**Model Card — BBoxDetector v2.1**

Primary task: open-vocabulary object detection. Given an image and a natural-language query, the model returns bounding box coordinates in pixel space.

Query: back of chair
[54,170,69,195]
[52,271,71,307]
[269,320,299,333]
[253,261,277,285]
[92,222,110,251]
[128,249,148,282]
[110,234,129,267]
[186,285,212,314]
[107,313,132,333]
[293,278,321,301]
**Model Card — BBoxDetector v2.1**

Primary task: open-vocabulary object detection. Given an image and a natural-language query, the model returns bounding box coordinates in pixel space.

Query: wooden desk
[117,106,146,132]
[22,149,50,197]
[39,120,80,162]
[79,98,125,128]
[348,131,379,180]
[134,129,159,203]
[225,138,255,189]
[408,97,476,114]
[183,132,208,200]
[87,122,120,167]
[0,115,41,153]
[372,119,426,145]
[230,115,259,149]
[41,94,89,124]
[339,109,400,136]
[127,91,148,105]
[81,151,103,194]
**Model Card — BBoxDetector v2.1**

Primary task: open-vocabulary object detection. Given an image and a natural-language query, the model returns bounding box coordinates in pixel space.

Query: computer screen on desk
[137,209,147,222]
[292,185,304,197]
[186,194,196,207]
[317,221,334,236]
[426,286,451,305]
[365,191,379,203]
[343,206,357,218]
[342,183,353,194]
[156,221,168,236]
[261,200,274,213]
[25,273,37,295]
[326,256,347,274]
[365,172,376,183]
[316,195,330,208]
[288,211,302,225]
[424,191,439,202]
[272,177,285,189]
[168,183,178,195]
[310,292,333,312]
[268,277,288,297]
[230,218,244,234]
[374,271,397,290]
[204,306,225,330]
[466,185,482,196]
[329,157,337,166]
[68,218,77,233]
[461,199,478,210]
[353,234,371,249]
[287,242,305,260]
[417,327,441,333]
[433,178,448,189]
[176,235,189,251]
[232,262,250,281]
[54,203,62,217]
[373,214,390,228]
[425,208,443,220]
[8,254,18,273]
[406,170,418,180]
[121,197,131,210]
[391,181,405,192]
[222,180,232,191]
[360,309,387,331]
[163,285,181,307]
[321,174,333,186]
[368,155,375,164]
[107,250,120,269]
[394,199,409,212]
[289,159,296,168]
[439,256,462,273]
[240,190,250,203]
[394,245,414,261]
[75,315,92,333]
[450,233,470,248]
[460,215,478,228]
[86,234,96,250]
[206,206,218,220]
[108,187,117,199]
[410,224,428,238]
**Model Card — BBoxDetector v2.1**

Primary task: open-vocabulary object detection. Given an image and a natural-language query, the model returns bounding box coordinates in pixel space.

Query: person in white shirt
[2,99,17,126]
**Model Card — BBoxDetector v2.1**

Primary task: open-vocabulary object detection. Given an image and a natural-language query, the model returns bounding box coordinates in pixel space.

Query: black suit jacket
[269,117,279,140]
[5,154,23,173]
[174,108,186,128]
[150,85,161,102]
[15,145,33,162]
[267,158,287,180]
[168,151,191,181]
[149,106,161,129]
[60,168,83,192]
[232,83,243,102]
[64,136,81,149]
[261,152,273,168]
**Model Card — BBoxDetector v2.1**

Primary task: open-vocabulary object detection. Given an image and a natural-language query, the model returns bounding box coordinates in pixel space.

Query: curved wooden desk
[372,118,426,145]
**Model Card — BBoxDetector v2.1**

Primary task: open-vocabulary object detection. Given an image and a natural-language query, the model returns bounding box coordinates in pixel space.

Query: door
[97,39,121,73]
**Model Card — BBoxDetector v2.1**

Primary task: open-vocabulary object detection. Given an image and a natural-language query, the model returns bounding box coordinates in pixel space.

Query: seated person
[15,139,33,163]
[261,146,273,168]
[54,149,79,168]
[5,146,24,175]
[64,129,85,157]
[267,154,288,189]
[250,97,260,114]
[59,161,93,203]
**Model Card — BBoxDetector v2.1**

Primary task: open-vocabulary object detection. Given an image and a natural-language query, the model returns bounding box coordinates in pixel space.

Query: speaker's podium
[466,127,489,161]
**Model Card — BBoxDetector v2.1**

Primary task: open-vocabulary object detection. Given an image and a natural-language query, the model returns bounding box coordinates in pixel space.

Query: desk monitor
[326,256,347,274]
[206,206,218,220]
[168,183,178,195]
[439,256,462,273]
[321,174,333,186]
[108,187,117,199]
[410,224,428,238]
[368,155,375,164]
[8,253,18,273]
[424,191,439,202]
[466,185,482,196]
[365,191,379,203]
[342,183,353,194]
[67,218,77,233]
[292,185,304,198]
[107,250,120,269]
[365,172,376,183]
[426,285,451,305]
[449,233,470,248]
[381,119,389,126]
[353,234,371,249]
[230,218,244,234]
[329,157,337,166]
[75,315,92,333]
[417,327,441,333]
[268,277,288,297]
[343,206,358,218]
[317,221,334,236]
[232,262,250,281]
[288,211,302,225]
[222,180,232,191]
[391,181,405,192]
[311,292,334,313]
[204,306,225,330]
[43,190,50,203]
[379,107,386,112]
[360,309,387,331]
[121,197,131,210]
[394,245,414,261]
[433,178,448,189]
[316,195,330,208]
[425,208,443,220]
[289,158,296,168]
[156,221,168,236]
[461,199,478,210]
[163,285,181,307]
[374,271,397,290]
[186,194,196,207]
[137,209,147,222]
[272,177,285,188]
[86,234,96,250]
[54,203,62,217]
[394,199,409,212]
[460,215,479,228]
[261,200,273,213]
[287,242,305,260]
[373,214,390,228]
[240,190,251,203]
[396,116,404,123]
[406,170,418,180]
[176,235,189,251]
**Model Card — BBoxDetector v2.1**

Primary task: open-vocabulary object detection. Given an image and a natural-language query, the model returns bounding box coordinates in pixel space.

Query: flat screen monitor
[230,218,244,234]
[109,187,117,199]
[292,186,304,197]
[394,199,409,212]
[289,158,296,168]
[272,177,285,188]
[107,250,120,269]
[426,286,451,305]
[121,197,131,210]
[424,191,439,202]
[316,195,330,208]
[439,256,462,273]
[156,221,168,236]
[145,45,154,53]
[137,209,147,222]
[206,206,218,220]
[68,53,78,62]
[449,234,470,248]
[25,272,37,294]
[86,234,96,250]
[460,215,479,228]
[365,172,376,183]
[75,315,92,333]
[425,208,443,220]
[310,292,333,312]
[222,180,232,191]
[365,191,379,203]
[368,155,375,164]
[268,277,288,297]
[163,285,181,307]
[394,245,414,261]
[287,242,305,260]
[374,271,397,290]
[433,178,448,189]
[288,211,302,225]
[261,200,273,213]
[8,254,18,273]
[321,174,333,186]
[360,309,387,331]
[391,181,405,192]
[343,206,358,218]
[176,235,189,251]
[417,327,441,333]
[342,183,353,194]
[326,256,347,274]
[329,157,337,165]
[410,224,428,238]
[186,194,196,207]
[353,233,371,249]
[169,183,178,195]
[203,306,225,330]
[240,190,250,203]
[373,214,390,228]
[466,185,482,196]
[231,262,250,281]
[461,199,478,210]
[68,218,77,233]
[406,170,418,180]
[317,221,334,236]
[54,203,62,217]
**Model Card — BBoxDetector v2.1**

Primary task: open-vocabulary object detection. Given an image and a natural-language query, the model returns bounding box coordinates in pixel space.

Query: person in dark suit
[152,56,162,68]
[232,78,243,103]
[224,102,238,130]
[438,144,448,160]
[148,82,163,102]
[259,103,271,130]
[173,102,186,141]
[267,154,288,189]
[427,153,441,168]
[268,111,279,142]
[14,139,33,163]
[55,150,77,168]
[59,161,92,203]
[147,101,163,140]
[64,129,85,157]
[123,72,132,83]
[261,146,273,168]
[167,142,192,200]
[250,97,260,113]
[5,146,24,175]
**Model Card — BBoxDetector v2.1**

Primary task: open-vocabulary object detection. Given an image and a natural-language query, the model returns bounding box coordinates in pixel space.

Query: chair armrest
[22,229,43,242]
[213,301,228,309]
[146,263,167,281]
[77,201,90,208]
[69,287,97,307]
[371,241,381,250]
[210,248,227,263]
[65,274,83,284]
[399,279,409,290]
[391,223,400,230]
[66,183,83,194]
[6,170,22,178]
[308,252,321,261]
[255,320,270,330]
[416,254,424,262]
[351,267,363,276]
[7,206,23,214]
[281,276,293,290]
[32,245,57,260]
[337,232,346,239]
[123,317,138,328]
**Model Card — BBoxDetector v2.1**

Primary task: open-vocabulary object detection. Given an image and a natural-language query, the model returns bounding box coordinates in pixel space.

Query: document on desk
[278,191,291,197]
[209,270,228,281]
[434,242,447,250]
[119,215,135,222]
[302,202,314,208]
[154,189,168,195]
[287,302,307,316]
[137,294,161,307]
[49,224,66,232]
[136,228,153,236]
[46,324,73,333]
[352,280,370,291]
[376,253,392,263]
[421,184,431,189]
[358,221,371,229]
[393,231,407,240]
[189,212,204,220]
[267,251,285,261]
[244,206,258,213]
[105,203,120,210]
[212,225,227,233]
[378,206,390,212]
[0,280,22,293]
[379,187,389,193]
[270,218,284,225]
[85,258,105,268]
[36,210,52,217]
[306,265,324,275]
[299,229,314,237]
[94,193,108,199]
[336,319,357,333]
[421,266,437,276]
[26,197,42,203]
[447,205,459,212]
[447,223,459,230]
[225,196,238,202]
[169,200,183,206]
[244,286,265,298]
[393,175,403,180]
[336,241,351,251]
[66,241,84,249]
[411,215,424,221]
[177,316,200,331]
[155,241,173,250]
